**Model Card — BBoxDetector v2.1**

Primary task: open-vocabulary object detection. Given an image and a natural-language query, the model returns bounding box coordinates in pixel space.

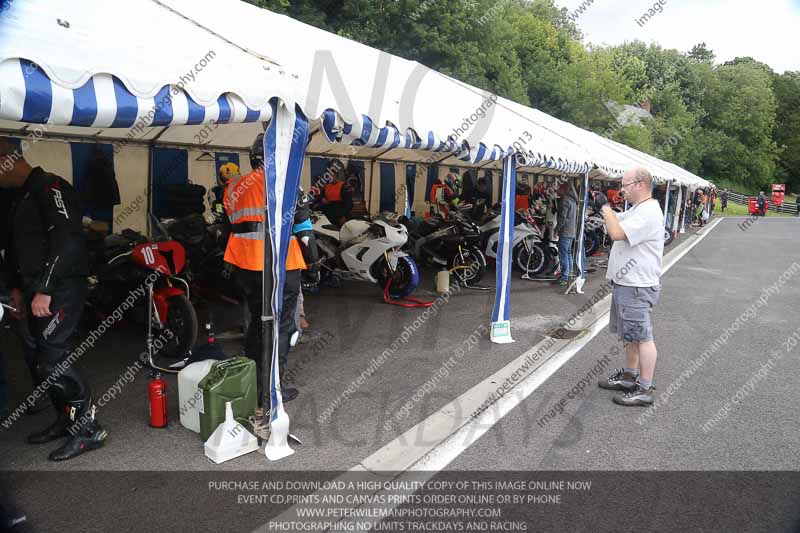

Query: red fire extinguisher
[149,372,168,428]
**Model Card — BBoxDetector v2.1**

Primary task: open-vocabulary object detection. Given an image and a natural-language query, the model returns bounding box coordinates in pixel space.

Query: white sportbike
[479,208,552,277]
[312,212,421,298]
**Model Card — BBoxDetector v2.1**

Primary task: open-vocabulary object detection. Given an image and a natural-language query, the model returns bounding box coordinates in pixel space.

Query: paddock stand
[450,264,493,291]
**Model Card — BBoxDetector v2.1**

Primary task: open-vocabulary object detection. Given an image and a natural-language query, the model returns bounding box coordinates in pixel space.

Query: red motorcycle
[86,226,198,364]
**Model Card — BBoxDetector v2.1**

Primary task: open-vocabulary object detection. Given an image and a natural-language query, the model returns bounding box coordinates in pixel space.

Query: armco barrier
[724,191,798,215]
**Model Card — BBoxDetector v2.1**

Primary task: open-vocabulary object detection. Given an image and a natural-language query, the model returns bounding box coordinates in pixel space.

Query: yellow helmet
[219,162,240,184]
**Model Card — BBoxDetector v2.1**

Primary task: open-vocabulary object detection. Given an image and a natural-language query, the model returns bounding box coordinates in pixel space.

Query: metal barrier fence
[723,191,800,216]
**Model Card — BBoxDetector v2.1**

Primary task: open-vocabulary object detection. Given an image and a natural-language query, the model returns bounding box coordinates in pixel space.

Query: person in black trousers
[0,137,106,462]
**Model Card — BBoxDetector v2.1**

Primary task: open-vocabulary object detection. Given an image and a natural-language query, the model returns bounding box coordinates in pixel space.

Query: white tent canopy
[0,0,711,187]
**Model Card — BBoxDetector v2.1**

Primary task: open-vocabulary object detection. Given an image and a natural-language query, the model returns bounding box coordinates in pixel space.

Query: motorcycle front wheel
[377,255,420,298]
[451,247,486,285]
[584,230,600,256]
[158,294,198,359]
[515,241,546,276]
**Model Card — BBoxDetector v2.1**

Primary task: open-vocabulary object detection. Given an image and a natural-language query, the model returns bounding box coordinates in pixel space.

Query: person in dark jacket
[0,188,48,418]
[556,182,580,286]
[720,189,728,213]
[757,191,767,217]
[0,137,106,461]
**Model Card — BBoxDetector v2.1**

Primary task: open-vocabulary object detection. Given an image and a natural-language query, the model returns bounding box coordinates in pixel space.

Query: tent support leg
[566,171,590,295]
[262,99,310,462]
[490,154,516,344]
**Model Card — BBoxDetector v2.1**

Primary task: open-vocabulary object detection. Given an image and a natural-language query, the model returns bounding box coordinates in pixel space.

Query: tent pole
[263,101,310,462]
[368,160,376,214]
[490,154,516,344]
[146,143,154,238]
[568,171,590,294]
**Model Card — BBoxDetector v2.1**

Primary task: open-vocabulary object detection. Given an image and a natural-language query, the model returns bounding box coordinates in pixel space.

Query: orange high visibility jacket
[224,168,265,271]
[224,168,307,272]
[324,181,344,202]
[429,182,453,217]
[286,238,306,271]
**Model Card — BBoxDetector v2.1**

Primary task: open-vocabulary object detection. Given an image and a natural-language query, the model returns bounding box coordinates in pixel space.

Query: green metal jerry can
[198,357,258,442]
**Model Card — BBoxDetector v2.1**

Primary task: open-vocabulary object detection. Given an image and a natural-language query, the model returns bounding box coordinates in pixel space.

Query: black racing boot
[48,401,108,462]
[282,384,299,403]
[25,395,52,416]
[278,366,299,403]
[27,411,71,444]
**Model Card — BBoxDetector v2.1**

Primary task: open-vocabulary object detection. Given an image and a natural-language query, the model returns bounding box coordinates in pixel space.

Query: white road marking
[255,218,724,532]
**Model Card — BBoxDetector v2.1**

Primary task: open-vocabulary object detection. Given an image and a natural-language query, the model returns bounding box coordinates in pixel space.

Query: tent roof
[0,0,710,187]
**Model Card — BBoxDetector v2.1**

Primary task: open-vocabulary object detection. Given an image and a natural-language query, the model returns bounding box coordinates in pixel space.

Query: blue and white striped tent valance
[321,110,592,173]
[0,59,270,128]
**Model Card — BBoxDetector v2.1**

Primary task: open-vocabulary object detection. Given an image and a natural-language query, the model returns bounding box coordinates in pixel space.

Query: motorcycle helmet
[250,133,265,170]
[218,162,240,187]
[445,173,461,196]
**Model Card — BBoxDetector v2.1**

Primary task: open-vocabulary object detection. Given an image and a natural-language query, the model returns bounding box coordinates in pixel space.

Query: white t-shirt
[606,199,664,287]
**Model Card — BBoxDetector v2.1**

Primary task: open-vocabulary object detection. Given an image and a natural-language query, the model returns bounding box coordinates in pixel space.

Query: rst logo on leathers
[52,188,69,219]
[43,308,65,340]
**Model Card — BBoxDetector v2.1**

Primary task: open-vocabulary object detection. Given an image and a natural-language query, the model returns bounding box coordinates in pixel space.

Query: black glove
[221,262,234,281]
[592,191,609,211]
[303,262,321,287]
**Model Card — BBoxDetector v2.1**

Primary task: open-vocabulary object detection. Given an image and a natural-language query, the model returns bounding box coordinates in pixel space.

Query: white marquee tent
[0,0,711,458]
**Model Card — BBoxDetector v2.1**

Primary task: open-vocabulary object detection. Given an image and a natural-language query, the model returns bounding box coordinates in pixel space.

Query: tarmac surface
[2,216,799,531]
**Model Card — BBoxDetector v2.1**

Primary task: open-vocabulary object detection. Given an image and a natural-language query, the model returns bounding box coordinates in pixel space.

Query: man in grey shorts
[592,167,664,406]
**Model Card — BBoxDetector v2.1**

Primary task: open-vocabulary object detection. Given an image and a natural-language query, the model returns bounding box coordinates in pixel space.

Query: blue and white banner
[672,185,682,234]
[320,110,592,174]
[263,99,309,461]
[0,59,269,127]
[490,154,516,344]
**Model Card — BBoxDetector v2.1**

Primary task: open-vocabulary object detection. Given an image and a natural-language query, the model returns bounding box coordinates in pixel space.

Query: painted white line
[360,217,723,471]
[256,219,724,532]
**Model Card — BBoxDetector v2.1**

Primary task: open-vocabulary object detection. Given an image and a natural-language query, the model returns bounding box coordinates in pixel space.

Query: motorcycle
[401,208,486,285]
[312,212,421,298]
[161,213,238,304]
[478,206,549,277]
[85,220,198,362]
[516,209,561,277]
[584,210,606,256]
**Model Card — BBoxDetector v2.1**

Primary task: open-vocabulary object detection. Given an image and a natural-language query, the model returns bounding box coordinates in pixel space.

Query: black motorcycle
[400,208,486,285]
[161,214,239,305]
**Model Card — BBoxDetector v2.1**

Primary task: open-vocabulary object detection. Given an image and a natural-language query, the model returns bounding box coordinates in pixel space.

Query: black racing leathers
[3,168,95,430]
[3,168,88,295]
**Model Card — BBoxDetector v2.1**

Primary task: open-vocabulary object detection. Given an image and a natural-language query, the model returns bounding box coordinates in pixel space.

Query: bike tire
[158,294,198,359]
[377,256,420,298]
[516,241,546,276]
[451,247,486,285]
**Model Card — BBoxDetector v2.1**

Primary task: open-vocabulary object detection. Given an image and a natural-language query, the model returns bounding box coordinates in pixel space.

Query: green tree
[773,71,800,193]
[688,43,715,64]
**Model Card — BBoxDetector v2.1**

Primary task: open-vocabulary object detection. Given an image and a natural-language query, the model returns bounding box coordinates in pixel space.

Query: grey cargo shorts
[609,281,661,343]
